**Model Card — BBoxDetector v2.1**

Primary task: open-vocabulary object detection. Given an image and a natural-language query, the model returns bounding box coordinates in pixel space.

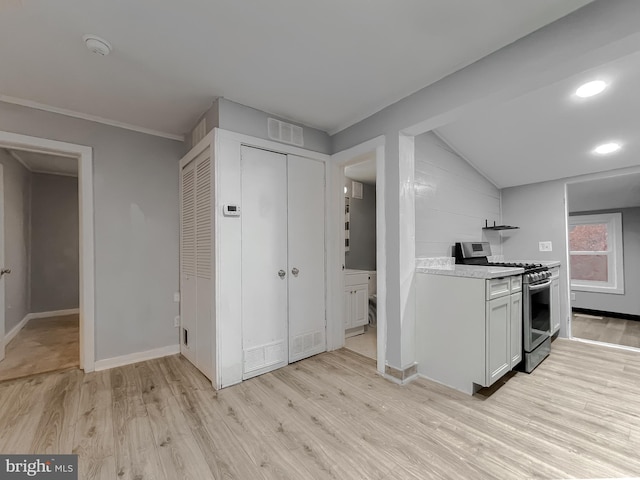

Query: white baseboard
[28,308,80,319]
[4,314,30,345]
[94,344,180,371]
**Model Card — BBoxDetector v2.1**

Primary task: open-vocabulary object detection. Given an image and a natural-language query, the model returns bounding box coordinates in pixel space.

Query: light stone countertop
[415,264,524,279]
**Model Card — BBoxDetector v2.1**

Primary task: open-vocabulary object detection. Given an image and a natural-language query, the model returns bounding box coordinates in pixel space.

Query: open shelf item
[482,220,520,231]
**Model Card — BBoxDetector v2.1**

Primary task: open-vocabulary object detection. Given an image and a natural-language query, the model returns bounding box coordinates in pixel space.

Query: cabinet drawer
[486,277,511,300]
[510,275,522,293]
[345,273,368,287]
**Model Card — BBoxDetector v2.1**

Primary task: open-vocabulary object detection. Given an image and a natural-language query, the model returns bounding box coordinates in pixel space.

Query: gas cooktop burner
[486,262,546,272]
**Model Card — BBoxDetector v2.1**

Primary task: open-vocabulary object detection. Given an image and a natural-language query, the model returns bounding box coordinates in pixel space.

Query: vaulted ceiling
[437,47,640,188]
[0,0,592,138]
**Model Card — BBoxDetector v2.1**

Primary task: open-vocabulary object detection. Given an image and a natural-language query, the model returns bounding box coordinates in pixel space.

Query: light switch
[173,292,180,303]
[539,241,552,252]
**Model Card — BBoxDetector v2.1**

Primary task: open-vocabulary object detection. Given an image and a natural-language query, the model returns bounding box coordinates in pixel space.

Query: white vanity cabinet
[344,271,369,333]
[416,271,523,394]
[550,266,561,335]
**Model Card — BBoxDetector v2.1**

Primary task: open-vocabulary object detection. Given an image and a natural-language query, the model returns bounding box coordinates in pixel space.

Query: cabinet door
[287,156,326,363]
[241,146,289,379]
[344,288,352,328]
[486,295,511,386]
[551,277,561,335]
[352,285,369,327]
[510,293,522,368]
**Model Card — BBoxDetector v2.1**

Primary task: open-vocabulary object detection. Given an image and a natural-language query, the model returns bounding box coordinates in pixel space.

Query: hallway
[0,314,79,382]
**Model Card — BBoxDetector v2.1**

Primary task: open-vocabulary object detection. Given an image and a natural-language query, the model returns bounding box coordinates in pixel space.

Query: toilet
[368,272,377,327]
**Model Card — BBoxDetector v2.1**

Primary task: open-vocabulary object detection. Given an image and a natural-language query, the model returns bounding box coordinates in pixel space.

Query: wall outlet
[571,292,576,301]
[539,241,552,252]
[174,316,180,327]
[173,292,180,303]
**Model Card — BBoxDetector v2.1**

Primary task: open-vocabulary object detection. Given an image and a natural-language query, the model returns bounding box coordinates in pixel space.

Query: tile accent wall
[414,132,502,258]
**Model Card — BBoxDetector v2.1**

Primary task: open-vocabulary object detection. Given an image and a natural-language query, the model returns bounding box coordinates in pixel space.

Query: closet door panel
[288,155,326,362]
[195,153,213,380]
[241,146,288,378]
[180,159,197,365]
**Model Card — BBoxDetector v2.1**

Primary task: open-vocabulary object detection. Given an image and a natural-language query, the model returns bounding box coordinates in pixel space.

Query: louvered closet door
[180,149,214,380]
[287,155,326,362]
[180,159,197,365]
[241,146,288,379]
[195,153,213,380]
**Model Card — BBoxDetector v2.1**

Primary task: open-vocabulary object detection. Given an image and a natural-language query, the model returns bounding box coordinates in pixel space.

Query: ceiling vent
[268,118,304,147]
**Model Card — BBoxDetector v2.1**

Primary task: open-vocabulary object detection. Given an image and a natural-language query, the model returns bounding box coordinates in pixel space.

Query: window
[568,212,624,294]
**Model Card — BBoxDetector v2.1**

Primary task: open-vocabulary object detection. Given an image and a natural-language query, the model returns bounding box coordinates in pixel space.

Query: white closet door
[288,155,326,362]
[241,146,288,379]
[195,153,213,380]
[180,158,197,365]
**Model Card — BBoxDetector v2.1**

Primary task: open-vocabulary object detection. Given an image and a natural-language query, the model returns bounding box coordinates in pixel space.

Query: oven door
[523,280,551,352]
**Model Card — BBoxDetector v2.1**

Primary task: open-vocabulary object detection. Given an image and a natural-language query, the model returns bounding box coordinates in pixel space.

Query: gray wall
[30,173,79,313]
[414,132,502,258]
[218,99,332,154]
[188,98,332,155]
[345,178,376,270]
[502,179,571,337]
[0,149,31,334]
[569,207,640,316]
[0,101,183,361]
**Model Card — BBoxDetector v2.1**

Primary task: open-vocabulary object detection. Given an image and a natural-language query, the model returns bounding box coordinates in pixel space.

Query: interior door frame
[564,165,640,348]
[0,164,4,362]
[0,131,95,372]
[331,135,386,375]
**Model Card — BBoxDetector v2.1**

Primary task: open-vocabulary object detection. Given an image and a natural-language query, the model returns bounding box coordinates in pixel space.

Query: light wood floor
[2,340,640,479]
[0,314,79,382]
[344,325,376,360]
[572,312,640,348]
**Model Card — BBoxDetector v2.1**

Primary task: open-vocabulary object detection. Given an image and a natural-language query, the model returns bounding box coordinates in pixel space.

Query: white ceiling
[0,0,592,137]
[345,154,376,185]
[437,48,640,188]
[7,149,78,177]
[567,173,640,212]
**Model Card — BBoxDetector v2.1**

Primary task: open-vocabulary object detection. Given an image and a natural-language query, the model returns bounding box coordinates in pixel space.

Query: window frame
[568,212,624,294]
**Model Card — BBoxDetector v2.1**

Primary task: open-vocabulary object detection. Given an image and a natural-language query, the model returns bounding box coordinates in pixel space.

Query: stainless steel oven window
[523,280,551,352]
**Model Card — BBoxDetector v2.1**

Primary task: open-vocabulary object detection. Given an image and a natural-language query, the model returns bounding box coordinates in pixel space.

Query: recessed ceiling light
[593,142,621,155]
[83,34,112,56]
[576,80,607,98]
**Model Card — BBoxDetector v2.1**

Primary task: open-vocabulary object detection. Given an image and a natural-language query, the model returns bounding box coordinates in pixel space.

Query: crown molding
[0,95,185,142]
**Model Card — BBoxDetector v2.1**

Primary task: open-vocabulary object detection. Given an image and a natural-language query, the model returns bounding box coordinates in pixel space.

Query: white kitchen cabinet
[510,293,522,368]
[550,266,561,335]
[486,294,511,385]
[344,271,369,333]
[416,273,523,394]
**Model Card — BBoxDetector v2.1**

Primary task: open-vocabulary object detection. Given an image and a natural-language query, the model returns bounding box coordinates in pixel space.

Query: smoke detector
[83,35,112,56]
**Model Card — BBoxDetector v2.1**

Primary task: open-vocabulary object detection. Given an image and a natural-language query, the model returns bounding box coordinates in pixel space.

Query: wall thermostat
[223,204,241,217]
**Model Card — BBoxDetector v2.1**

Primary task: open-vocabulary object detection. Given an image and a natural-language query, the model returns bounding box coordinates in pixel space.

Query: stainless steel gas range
[454,242,551,372]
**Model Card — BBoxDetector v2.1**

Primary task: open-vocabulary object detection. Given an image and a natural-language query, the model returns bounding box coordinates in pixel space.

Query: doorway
[343,155,377,360]
[566,173,640,350]
[331,135,386,374]
[0,130,94,375]
[0,148,80,381]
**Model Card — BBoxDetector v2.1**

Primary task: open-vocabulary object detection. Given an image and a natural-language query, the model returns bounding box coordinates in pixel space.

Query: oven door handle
[528,280,551,291]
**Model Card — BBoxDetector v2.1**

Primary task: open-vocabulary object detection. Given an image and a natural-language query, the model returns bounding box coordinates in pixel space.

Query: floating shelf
[483,220,520,231]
